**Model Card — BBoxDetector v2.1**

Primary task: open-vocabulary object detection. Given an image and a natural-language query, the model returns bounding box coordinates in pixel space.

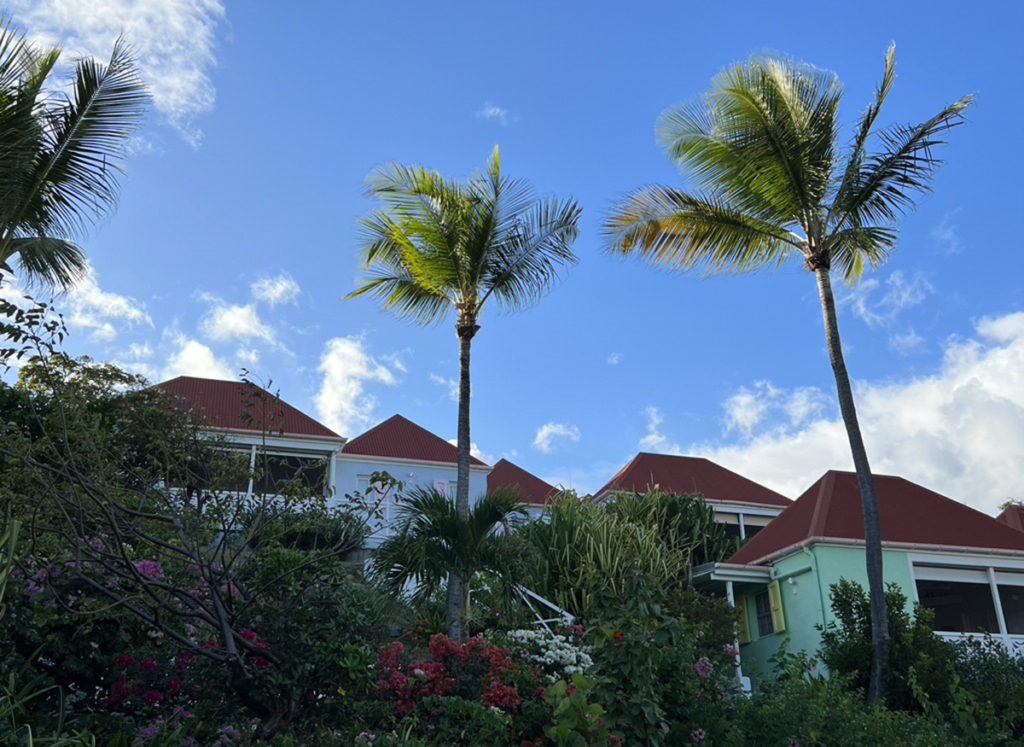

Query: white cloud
[843,270,933,327]
[694,312,1024,514]
[315,336,398,437]
[639,405,684,454]
[10,0,226,147]
[476,102,513,125]
[66,263,152,342]
[200,302,276,346]
[430,373,458,402]
[162,335,233,380]
[607,352,623,366]
[533,422,582,453]
[446,438,495,465]
[931,209,963,255]
[235,347,260,366]
[532,422,581,450]
[724,381,828,436]
[251,274,301,307]
[889,328,926,356]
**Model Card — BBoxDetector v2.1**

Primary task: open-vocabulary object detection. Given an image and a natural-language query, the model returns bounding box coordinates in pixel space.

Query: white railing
[935,631,1024,658]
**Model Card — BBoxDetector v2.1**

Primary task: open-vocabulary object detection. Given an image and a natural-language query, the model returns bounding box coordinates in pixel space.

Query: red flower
[175,650,195,671]
[252,656,270,670]
[140,658,158,671]
[142,689,164,706]
[240,628,258,642]
[115,654,134,669]
[610,736,623,746]
[166,676,182,696]
[612,629,624,643]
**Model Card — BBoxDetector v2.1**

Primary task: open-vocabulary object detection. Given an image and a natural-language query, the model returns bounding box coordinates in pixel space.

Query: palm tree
[604,47,970,704]
[348,147,581,639]
[369,487,529,615]
[0,18,147,288]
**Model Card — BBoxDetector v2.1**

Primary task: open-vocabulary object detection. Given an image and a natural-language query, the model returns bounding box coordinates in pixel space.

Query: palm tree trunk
[815,267,889,705]
[446,321,477,640]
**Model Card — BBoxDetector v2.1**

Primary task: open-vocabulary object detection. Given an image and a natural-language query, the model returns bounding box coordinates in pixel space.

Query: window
[253,454,327,496]
[916,579,999,633]
[999,585,1024,634]
[755,591,774,637]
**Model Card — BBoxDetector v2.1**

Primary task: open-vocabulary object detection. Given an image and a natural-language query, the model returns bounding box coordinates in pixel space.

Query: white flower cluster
[504,628,593,682]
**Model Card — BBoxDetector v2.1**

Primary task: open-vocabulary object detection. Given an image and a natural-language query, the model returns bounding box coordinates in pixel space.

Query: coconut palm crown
[605,47,970,704]
[0,19,147,289]
[348,146,581,638]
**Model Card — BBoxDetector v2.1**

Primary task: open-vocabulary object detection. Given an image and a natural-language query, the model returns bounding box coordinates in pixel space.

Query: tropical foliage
[605,46,970,703]
[522,489,732,618]
[0,19,147,288]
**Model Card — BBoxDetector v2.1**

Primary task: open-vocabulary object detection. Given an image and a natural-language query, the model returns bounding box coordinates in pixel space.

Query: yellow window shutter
[768,581,786,633]
[737,595,751,644]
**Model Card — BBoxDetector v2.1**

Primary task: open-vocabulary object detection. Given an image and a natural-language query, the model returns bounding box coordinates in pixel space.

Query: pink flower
[133,559,165,581]
[610,737,623,747]
[142,689,164,706]
[723,643,740,657]
[240,628,258,642]
[693,657,713,679]
[692,729,706,743]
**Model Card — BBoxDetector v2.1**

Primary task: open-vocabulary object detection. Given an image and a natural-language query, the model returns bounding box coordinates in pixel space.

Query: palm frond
[828,225,896,282]
[605,186,798,273]
[6,236,85,288]
[478,195,581,312]
[830,94,972,230]
[828,44,896,227]
[16,37,147,242]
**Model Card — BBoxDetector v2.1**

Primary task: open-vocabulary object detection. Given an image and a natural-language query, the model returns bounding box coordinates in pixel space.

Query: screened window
[254,455,326,496]
[999,585,1024,634]
[916,580,999,633]
[755,591,775,637]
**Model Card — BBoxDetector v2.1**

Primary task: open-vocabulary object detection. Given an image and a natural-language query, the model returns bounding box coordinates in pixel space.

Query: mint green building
[695,471,1024,688]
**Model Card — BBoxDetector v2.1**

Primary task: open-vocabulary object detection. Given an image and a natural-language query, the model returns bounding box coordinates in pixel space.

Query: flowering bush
[499,628,594,682]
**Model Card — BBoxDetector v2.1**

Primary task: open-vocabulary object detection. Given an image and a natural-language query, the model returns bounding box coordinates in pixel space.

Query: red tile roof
[154,376,341,440]
[998,505,1024,533]
[342,414,486,466]
[488,459,557,505]
[730,471,1024,565]
[595,452,790,508]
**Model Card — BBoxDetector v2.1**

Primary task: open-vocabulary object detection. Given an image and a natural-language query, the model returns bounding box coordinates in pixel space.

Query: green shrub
[818,579,957,710]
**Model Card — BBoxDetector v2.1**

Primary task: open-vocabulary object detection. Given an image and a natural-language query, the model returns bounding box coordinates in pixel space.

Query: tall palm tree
[604,47,970,704]
[348,147,581,639]
[369,487,529,612]
[0,19,147,288]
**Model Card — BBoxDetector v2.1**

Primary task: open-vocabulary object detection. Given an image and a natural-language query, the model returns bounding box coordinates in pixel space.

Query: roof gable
[154,376,341,440]
[487,459,557,505]
[595,452,790,508]
[998,505,1024,533]
[730,471,1024,564]
[342,414,486,466]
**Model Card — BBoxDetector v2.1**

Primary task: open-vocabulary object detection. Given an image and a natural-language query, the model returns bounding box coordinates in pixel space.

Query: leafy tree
[0,18,147,288]
[348,146,581,638]
[605,47,970,703]
[369,487,530,613]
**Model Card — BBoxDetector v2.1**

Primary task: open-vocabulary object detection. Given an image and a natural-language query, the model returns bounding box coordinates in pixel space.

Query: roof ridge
[809,471,836,537]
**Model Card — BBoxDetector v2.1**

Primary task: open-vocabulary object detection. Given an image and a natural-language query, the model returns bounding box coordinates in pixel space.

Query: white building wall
[333,455,490,548]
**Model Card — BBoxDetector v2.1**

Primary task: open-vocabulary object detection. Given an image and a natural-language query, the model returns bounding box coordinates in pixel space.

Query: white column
[245,444,257,498]
[738,514,747,541]
[725,580,748,691]
[988,566,1010,649]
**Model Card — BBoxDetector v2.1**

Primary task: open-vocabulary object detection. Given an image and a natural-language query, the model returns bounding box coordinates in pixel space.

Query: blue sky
[5,1,1024,513]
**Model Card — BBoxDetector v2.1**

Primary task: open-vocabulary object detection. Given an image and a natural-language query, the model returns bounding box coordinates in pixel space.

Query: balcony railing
[935,631,1024,658]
